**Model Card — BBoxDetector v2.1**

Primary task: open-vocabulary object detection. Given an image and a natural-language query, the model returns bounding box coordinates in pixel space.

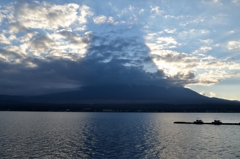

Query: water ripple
[0,112,240,158]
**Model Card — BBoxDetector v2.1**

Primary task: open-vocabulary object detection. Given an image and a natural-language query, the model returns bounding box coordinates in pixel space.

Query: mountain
[1,85,239,112]
[28,85,201,102]
[27,84,236,104]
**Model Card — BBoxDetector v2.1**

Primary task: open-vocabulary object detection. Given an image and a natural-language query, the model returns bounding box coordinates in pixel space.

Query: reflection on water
[0,112,240,158]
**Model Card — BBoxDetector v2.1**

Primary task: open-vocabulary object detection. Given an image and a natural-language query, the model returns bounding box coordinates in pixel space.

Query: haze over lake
[1,112,240,158]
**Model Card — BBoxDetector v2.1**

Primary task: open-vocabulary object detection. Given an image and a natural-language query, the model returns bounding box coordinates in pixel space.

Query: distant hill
[27,85,237,104]
[0,85,239,112]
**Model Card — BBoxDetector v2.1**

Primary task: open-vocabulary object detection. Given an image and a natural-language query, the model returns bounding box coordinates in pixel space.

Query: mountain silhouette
[24,84,235,104]
[1,85,239,112]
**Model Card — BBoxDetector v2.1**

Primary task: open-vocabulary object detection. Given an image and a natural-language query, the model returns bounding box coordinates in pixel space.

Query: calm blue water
[0,112,240,159]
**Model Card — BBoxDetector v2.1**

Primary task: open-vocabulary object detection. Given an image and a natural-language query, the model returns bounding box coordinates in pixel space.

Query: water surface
[0,112,240,158]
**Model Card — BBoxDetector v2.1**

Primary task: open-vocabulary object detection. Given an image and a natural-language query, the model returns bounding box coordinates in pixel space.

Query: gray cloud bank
[0,32,172,95]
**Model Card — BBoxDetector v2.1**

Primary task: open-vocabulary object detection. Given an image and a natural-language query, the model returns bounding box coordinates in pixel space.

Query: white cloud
[157,37,178,45]
[200,91,216,97]
[150,6,163,15]
[139,9,144,14]
[0,11,5,24]
[164,15,185,20]
[200,39,213,44]
[164,29,176,34]
[228,41,240,51]
[128,5,134,11]
[74,25,87,31]
[146,37,179,50]
[19,32,38,43]
[8,35,17,41]
[77,5,94,24]
[145,29,183,51]
[0,33,10,44]
[193,46,212,54]
[227,30,235,34]
[93,15,107,24]
[14,2,82,30]
[4,46,19,52]
[149,47,240,87]
[209,91,216,97]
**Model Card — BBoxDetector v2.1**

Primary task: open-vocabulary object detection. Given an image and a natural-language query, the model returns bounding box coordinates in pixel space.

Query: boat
[212,119,222,125]
[193,119,204,124]
[174,118,240,125]
[174,120,240,125]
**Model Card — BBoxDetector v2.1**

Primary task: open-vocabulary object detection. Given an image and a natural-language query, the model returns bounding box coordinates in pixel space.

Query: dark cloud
[0,30,174,95]
[0,57,169,95]
[70,57,167,86]
[168,71,196,86]
[152,53,196,63]
[58,31,91,45]
[0,48,24,59]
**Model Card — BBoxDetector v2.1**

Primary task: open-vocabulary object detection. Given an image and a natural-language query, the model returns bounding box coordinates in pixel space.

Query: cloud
[146,36,180,50]
[150,6,163,15]
[107,16,117,25]
[58,30,91,45]
[0,0,240,97]
[0,33,10,45]
[70,57,167,86]
[200,91,216,97]
[168,71,196,86]
[152,51,194,63]
[29,34,56,55]
[0,18,171,95]
[232,0,239,4]
[164,29,176,34]
[209,91,216,97]
[0,50,169,95]
[0,10,6,24]
[228,41,240,51]
[13,1,92,31]
[77,5,94,24]
[8,22,30,33]
[93,15,107,24]
[148,47,240,87]
[0,58,81,95]
[19,32,38,43]
[227,30,235,34]
[193,46,212,54]
[200,39,213,44]
[0,48,23,60]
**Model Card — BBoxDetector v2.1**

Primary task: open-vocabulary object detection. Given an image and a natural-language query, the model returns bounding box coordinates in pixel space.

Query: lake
[0,112,240,158]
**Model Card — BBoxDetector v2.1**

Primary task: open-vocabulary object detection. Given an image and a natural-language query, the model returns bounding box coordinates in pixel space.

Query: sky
[0,0,240,100]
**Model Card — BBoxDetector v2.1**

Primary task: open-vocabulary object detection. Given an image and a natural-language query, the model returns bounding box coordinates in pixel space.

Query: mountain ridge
[1,85,240,112]
[1,84,236,104]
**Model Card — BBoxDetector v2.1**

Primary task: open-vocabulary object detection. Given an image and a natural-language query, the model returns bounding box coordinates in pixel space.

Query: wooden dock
[174,122,240,125]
